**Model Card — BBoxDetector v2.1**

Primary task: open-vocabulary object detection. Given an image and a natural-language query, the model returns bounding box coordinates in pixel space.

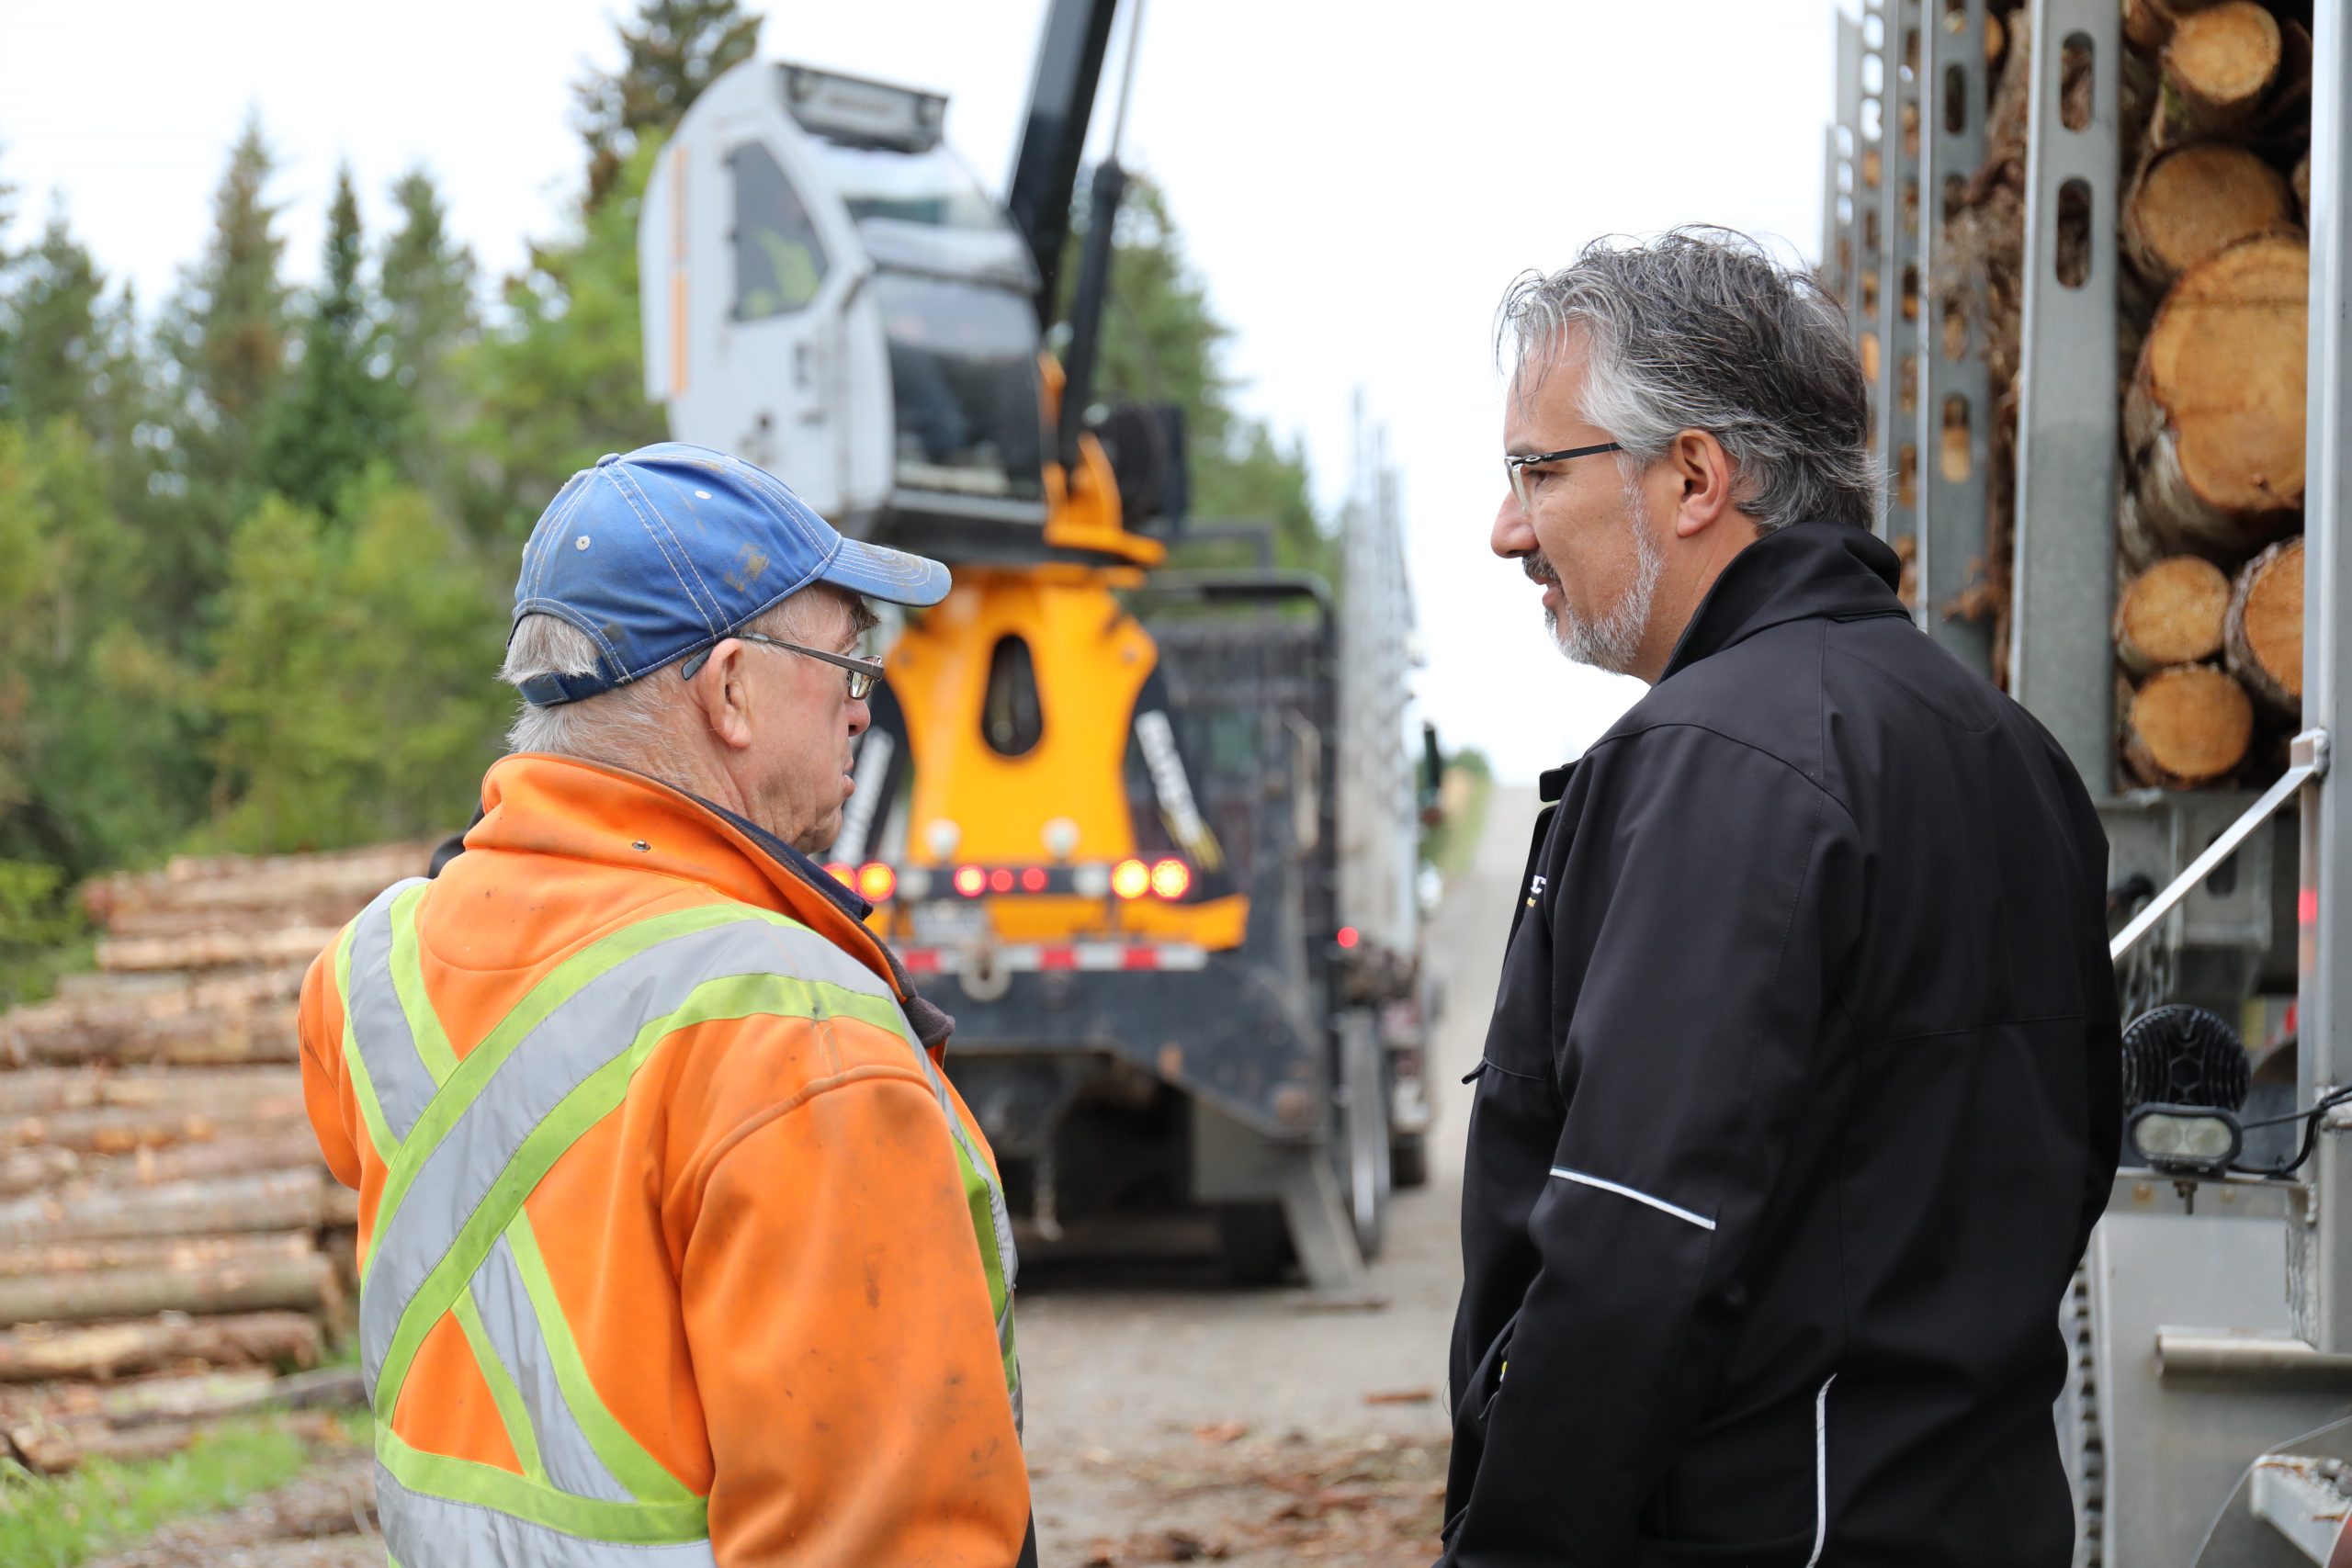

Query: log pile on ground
[1929,0,2310,790]
[0,840,435,1472]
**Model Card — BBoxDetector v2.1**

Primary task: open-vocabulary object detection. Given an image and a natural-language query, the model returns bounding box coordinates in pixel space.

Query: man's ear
[689,641,759,753]
[1669,430,1736,539]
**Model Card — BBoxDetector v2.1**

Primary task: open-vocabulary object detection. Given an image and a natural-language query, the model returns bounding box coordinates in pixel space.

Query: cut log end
[2164,2,2283,129]
[2126,665,2256,788]
[2123,141,2296,288]
[2126,233,2309,550]
[2116,557,2232,674]
[2226,536,2304,714]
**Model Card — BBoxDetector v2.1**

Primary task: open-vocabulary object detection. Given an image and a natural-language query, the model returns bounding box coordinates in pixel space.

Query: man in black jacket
[1442,228,2119,1567]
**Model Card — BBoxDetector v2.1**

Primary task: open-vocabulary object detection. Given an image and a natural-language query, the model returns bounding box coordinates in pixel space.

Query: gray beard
[1538,502,1666,676]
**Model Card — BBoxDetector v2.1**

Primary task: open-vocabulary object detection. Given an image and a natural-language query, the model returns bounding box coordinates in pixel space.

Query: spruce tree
[159,113,290,598]
[575,0,762,207]
[3,212,105,429]
[379,167,477,491]
[262,163,396,515]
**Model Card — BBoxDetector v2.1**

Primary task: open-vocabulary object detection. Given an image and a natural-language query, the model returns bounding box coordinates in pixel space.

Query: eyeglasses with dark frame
[1504,441,1624,510]
[678,634,885,700]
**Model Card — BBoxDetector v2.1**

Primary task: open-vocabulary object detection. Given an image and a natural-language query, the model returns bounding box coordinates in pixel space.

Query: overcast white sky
[1,0,1835,782]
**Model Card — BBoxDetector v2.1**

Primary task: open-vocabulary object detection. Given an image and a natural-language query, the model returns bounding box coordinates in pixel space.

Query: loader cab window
[876,271,1046,502]
[811,140,1001,230]
[729,143,829,320]
[982,634,1044,757]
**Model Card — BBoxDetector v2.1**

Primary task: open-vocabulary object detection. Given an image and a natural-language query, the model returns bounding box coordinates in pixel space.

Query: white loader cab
[640,61,1051,547]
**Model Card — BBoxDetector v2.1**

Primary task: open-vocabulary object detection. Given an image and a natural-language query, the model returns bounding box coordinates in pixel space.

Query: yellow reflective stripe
[387,885,458,1085]
[506,1212,694,1506]
[376,1423,708,1546]
[370,903,758,1258]
[451,1283,548,1484]
[373,972,912,1446]
[334,920,396,1168]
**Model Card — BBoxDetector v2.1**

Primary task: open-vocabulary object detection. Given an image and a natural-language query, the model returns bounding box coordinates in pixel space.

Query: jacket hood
[1657,520,1906,682]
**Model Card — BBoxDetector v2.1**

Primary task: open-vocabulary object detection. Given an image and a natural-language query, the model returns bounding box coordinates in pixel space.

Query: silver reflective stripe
[360,917,894,1393]
[470,1235,632,1504]
[900,1040,1022,1429]
[377,1462,716,1568]
[1546,1167,1717,1232]
[346,879,439,1142]
[1804,1373,1837,1568]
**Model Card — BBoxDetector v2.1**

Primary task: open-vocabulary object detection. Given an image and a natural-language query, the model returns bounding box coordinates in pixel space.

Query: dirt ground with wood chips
[90,800,1526,1566]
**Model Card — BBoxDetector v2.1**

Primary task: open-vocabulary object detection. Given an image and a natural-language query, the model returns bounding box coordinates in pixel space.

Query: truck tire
[1216,1202,1293,1286]
[1340,1011,1392,1259]
[1391,1131,1430,1190]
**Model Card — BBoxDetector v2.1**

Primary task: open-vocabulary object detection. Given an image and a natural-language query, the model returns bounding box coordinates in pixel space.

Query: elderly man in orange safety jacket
[298,443,1033,1567]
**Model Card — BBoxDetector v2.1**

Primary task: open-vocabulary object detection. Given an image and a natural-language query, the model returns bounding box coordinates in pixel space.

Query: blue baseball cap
[509,443,952,705]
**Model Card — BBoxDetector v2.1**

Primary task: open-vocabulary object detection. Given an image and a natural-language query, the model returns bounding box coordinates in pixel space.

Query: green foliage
[156,113,289,608]
[0,858,85,1011]
[1,214,103,429]
[0,1416,317,1568]
[1075,172,1333,581]
[260,164,401,517]
[205,476,507,853]
[576,0,762,208]
[380,167,479,497]
[459,138,667,544]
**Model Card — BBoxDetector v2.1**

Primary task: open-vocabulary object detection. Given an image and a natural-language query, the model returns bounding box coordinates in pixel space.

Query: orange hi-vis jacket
[299,753,1029,1566]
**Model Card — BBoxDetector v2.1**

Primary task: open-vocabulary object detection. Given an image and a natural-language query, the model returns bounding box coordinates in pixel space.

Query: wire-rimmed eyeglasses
[679,633,885,699]
[1504,441,1624,510]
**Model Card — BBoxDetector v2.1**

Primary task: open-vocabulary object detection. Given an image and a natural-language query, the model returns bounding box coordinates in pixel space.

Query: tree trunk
[2124,664,2256,787]
[2225,535,2304,716]
[1,1100,309,1156]
[2161,2,2283,137]
[0,1310,322,1382]
[2116,556,2233,674]
[0,1169,335,1247]
[0,1230,316,1281]
[2124,233,2307,558]
[0,1067,304,1119]
[95,927,340,975]
[0,1250,333,1327]
[82,841,433,922]
[2122,141,2297,288]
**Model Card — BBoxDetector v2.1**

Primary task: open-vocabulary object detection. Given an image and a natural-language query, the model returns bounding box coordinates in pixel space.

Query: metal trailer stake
[1916,0,1996,676]
[1876,0,1923,552]
[2111,732,2331,963]
[2009,0,2120,793]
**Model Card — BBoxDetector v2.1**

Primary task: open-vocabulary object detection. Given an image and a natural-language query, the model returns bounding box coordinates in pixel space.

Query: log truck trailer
[1828,1,2352,1559]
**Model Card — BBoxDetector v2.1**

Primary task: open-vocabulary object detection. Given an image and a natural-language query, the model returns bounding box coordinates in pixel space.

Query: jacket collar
[469,753,906,1000]
[1538,523,1905,803]
[1657,520,1906,682]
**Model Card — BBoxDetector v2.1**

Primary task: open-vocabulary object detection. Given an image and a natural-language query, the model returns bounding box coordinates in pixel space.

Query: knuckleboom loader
[638,0,1434,1291]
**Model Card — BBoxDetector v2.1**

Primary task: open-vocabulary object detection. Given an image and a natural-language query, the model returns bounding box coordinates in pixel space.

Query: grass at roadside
[0,1413,353,1568]
[1422,761,1495,883]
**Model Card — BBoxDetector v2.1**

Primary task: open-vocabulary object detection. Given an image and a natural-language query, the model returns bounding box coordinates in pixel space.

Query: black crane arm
[1005,0,1122,329]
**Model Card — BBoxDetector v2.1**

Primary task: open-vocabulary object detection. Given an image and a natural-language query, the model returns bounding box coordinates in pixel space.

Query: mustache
[1522,554,1560,587]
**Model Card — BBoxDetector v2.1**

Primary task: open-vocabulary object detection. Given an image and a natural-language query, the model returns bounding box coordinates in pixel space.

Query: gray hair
[500,587,875,769]
[1497,226,1880,535]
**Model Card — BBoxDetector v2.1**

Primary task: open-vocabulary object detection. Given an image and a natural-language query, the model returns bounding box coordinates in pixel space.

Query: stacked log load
[0,841,435,1471]
[1933,0,2311,789]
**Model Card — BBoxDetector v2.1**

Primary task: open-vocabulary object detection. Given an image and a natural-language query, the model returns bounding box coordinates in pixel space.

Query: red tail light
[1337,925,1361,950]
[1020,867,1049,893]
[989,867,1016,894]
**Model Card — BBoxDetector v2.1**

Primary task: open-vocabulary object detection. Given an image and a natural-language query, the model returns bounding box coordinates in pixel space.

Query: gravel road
[1020,787,1529,1565]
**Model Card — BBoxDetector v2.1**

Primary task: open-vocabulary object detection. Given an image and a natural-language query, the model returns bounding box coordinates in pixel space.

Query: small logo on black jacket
[1526,873,1547,908]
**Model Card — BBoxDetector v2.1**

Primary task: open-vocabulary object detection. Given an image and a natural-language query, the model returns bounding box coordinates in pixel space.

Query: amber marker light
[856,863,897,902]
[954,864,988,897]
[1111,859,1152,900]
[1149,859,1192,900]
[824,863,854,887]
